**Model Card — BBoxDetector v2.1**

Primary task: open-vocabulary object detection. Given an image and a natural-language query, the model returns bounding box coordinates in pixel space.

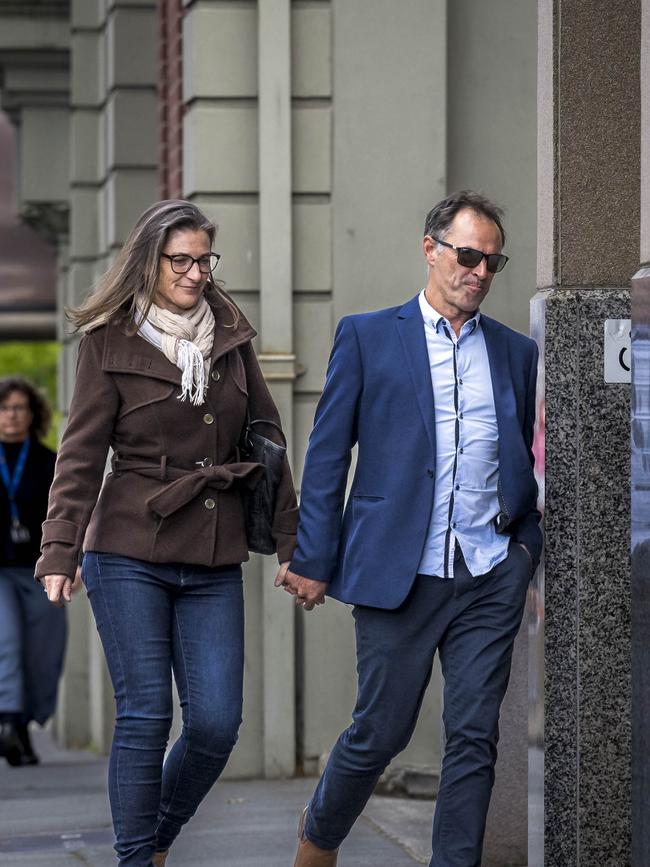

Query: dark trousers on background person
[0,566,66,724]
[82,553,245,867]
[303,543,532,867]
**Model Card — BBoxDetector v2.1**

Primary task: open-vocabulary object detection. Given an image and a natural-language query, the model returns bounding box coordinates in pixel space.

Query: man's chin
[461,290,486,309]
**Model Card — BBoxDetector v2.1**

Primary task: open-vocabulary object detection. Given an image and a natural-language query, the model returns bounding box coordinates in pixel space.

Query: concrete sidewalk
[0,730,433,866]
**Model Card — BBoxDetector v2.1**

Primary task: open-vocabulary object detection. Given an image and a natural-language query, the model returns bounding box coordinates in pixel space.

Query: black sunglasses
[431,236,509,274]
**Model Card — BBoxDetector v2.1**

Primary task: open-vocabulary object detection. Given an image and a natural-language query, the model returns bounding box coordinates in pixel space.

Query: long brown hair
[67,199,240,332]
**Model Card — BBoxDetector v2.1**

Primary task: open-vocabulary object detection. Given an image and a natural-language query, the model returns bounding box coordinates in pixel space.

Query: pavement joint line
[358,813,429,864]
[0,828,113,854]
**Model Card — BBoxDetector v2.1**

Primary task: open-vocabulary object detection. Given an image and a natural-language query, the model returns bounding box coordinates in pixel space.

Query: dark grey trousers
[305,542,532,867]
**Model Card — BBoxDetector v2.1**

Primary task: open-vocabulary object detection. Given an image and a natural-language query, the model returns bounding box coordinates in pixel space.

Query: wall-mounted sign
[604,319,631,383]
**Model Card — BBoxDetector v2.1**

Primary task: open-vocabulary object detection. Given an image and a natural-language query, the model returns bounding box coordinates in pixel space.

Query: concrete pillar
[445,4,538,864]
[258,0,296,779]
[531,1,640,863]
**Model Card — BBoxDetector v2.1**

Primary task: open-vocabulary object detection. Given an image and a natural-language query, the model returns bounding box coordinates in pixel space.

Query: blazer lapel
[395,295,436,454]
[480,314,516,441]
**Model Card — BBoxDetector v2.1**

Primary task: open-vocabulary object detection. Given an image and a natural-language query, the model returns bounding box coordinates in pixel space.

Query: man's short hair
[424,191,506,246]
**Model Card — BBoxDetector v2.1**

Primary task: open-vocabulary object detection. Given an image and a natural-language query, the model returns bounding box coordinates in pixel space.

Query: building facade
[0,0,538,784]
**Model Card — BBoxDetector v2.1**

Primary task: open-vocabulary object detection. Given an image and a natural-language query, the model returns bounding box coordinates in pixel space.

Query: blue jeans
[82,553,245,867]
[304,543,532,867]
[0,567,66,723]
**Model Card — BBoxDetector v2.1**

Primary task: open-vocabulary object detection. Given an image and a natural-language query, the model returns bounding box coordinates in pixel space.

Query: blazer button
[203,413,215,425]
[204,498,216,510]
[426,468,434,478]
[211,370,221,382]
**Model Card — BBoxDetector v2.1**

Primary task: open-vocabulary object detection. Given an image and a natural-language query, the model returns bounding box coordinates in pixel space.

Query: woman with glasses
[35,200,298,867]
[0,377,65,767]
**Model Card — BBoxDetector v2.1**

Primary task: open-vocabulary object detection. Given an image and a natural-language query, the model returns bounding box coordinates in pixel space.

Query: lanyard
[0,438,30,524]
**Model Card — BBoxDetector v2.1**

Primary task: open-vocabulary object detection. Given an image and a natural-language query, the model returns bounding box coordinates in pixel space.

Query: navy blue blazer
[290,294,543,609]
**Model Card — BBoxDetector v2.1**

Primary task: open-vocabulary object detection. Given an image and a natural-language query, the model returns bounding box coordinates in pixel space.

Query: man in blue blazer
[281,191,542,867]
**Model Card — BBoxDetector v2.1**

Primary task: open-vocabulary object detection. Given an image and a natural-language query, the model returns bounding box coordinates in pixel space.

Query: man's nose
[473,256,489,278]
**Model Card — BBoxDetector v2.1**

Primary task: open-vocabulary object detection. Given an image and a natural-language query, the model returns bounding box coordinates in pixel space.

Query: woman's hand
[41,574,74,607]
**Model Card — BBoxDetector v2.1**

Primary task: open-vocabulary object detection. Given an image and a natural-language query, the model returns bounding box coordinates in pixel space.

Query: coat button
[203,457,214,467]
[211,370,221,382]
[204,498,216,510]
[203,413,214,425]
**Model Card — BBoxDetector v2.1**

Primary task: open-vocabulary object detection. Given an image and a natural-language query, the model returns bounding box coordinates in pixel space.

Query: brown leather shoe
[151,851,168,867]
[293,807,338,867]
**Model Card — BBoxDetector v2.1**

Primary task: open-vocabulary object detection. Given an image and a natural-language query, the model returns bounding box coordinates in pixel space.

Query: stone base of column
[530,287,631,865]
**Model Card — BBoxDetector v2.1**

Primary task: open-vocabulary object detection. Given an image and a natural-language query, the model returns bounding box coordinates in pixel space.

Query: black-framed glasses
[161,252,221,274]
[431,236,509,274]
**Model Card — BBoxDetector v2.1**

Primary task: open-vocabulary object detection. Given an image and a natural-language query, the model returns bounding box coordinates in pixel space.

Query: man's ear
[423,235,437,266]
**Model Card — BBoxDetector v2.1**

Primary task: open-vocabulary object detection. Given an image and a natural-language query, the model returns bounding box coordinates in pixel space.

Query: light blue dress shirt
[417,290,510,579]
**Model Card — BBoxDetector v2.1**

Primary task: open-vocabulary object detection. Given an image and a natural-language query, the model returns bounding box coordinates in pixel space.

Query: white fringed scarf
[136,296,215,405]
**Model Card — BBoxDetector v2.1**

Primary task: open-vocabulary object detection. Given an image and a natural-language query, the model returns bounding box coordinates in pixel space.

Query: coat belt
[111,456,264,519]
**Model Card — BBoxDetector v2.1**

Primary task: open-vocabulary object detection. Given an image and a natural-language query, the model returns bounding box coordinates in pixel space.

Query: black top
[0,438,56,567]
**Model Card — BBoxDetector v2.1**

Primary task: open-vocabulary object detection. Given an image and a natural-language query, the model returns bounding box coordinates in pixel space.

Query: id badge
[10,519,30,544]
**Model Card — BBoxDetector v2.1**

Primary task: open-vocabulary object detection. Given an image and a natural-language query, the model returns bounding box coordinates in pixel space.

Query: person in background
[36,199,297,867]
[0,376,64,767]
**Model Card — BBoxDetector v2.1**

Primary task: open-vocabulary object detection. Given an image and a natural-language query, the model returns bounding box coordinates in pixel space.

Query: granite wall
[533,289,632,866]
[534,1,639,860]
[631,266,650,864]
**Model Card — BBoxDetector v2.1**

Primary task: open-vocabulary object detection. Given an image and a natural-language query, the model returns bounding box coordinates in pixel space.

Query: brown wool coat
[34,297,298,580]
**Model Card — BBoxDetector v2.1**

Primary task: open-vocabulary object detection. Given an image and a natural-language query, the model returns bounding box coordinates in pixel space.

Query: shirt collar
[418,289,481,337]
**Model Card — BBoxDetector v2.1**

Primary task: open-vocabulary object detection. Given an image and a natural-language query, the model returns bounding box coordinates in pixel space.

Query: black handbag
[240,416,287,555]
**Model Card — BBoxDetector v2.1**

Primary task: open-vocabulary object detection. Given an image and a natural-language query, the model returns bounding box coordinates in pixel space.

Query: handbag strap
[245,413,287,448]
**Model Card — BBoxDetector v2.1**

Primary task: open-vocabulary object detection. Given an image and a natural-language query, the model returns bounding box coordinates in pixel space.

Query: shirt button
[204,498,216,510]
[203,413,214,425]
[458,378,464,385]
[452,522,457,529]
[211,370,221,382]
[455,484,460,491]
[460,448,464,454]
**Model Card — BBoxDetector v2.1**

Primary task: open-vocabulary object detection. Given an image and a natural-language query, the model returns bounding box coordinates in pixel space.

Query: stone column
[257,0,297,778]
[530,1,640,864]
[631,3,650,863]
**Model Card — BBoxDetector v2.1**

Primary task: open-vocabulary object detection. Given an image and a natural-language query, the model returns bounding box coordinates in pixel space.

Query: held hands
[41,568,80,607]
[274,562,327,611]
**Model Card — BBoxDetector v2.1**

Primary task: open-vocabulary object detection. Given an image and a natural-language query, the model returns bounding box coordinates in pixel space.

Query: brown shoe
[293,807,338,867]
[151,851,168,867]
